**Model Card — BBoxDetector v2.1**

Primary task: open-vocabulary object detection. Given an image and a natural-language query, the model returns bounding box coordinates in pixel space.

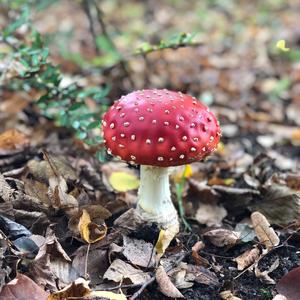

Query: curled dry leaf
[234,247,260,271]
[78,209,107,244]
[195,203,227,227]
[103,259,150,285]
[47,278,90,300]
[254,258,280,284]
[276,267,300,300]
[203,229,241,247]
[191,241,209,266]
[251,211,280,250]
[155,266,184,298]
[48,175,78,215]
[220,290,242,300]
[0,273,49,300]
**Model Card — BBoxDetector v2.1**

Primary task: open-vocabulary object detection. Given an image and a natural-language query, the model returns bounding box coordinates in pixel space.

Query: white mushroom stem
[136,165,179,230]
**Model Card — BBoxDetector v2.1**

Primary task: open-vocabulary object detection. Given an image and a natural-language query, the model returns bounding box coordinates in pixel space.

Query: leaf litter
[0,0,300,299]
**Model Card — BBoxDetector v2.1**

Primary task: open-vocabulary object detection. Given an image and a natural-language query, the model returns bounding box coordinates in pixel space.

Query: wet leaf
[103,259,150,284]
[155,265,184,298]
[78,209,107,244]
[108,171,139,192]
[0,273,49,300]
[276,267,300,300]
[251,211,280,250]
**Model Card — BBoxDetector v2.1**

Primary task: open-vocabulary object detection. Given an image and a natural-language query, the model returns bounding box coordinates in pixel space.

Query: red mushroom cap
[102,89,221,167]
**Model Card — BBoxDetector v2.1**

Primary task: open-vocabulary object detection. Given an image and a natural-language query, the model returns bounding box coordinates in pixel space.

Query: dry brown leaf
[203,229,241,247]
[220,290,242,300]
[122,235,155,267]
[0,273,49,300]
[0,129,29,154]
[234,247,260,271]
[103,259,150,284]
[48,175,78,215]
[47,278,90,300]
[254,258,280,284]
[186,264,219,286]
[191,241,208,266]
[195,203,227,227]
[155,266,184,298]
[251,211,280,249]
[78,209,107,244]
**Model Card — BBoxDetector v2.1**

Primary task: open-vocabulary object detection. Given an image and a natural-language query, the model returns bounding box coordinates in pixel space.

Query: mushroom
[102,89,221,231]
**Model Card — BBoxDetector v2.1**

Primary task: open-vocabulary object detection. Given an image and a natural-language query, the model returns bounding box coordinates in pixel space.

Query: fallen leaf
[155,265,184,298]
[109,171,140,192]
[254,258,280,284]
[203,229,241,247]
[191,241,208,266]
[103,259,150,284]
[0,129,29,155]
[195,203,227,227]
[47,278,90,300]
[234,223,256,243]
[220,290,242,300]
[251,211,280,250]
[155,223,179,260]
[276,40,290,52]
[91,291,126,300]
[186,264,219,286]
[0,273,49,300]
[250,184,300,225]
[48,175,78,215]
[276,267,300,300]
[122,235,155,267]
[234,247,260,271]
[78,209,107,244]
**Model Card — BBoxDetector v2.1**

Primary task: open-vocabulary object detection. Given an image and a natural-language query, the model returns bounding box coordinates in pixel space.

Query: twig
[84,242,91,279]
[81,0,100,55]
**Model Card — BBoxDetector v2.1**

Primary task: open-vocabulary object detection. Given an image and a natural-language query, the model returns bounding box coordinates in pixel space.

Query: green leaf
[3,6,30,37]
[87,120,101,130]
[76,131,87,140]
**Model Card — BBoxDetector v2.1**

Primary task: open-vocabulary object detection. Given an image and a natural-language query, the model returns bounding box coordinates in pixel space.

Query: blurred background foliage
[0,0,300,161]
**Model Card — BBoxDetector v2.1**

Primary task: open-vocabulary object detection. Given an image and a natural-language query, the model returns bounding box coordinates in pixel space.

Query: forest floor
[0,1,300,299]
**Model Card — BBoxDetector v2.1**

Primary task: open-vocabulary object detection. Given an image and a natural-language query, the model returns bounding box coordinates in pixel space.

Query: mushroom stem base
[136,165,179,229]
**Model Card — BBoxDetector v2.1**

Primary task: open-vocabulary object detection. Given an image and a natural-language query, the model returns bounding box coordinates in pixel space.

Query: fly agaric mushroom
[102,89,221,230]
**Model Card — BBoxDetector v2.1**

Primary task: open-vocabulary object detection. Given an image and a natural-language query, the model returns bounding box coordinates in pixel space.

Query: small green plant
[0,3,109,160]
